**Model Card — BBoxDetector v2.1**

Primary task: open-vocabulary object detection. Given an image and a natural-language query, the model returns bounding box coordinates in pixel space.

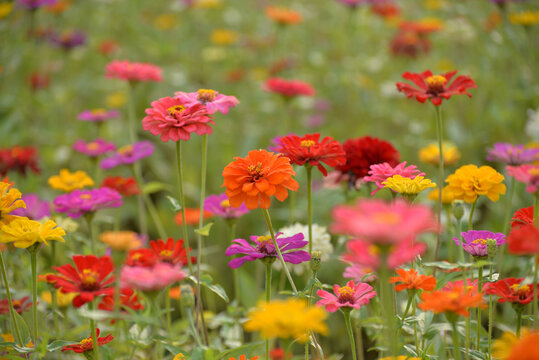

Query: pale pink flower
[507,164,539,194]
[342,239,426,270]
[343,263,376,283]
[316,280,375,312]
[105,60,162,83]
[174,89,239,114]
[120,263,186,291]
[363,161,425,195]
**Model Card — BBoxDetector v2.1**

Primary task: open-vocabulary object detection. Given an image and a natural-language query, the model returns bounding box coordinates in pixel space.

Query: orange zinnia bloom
[265,6,302,25]
[222,150,299,210]
[174,207,213,226]
[418,286,486,317]
[389,268,436,292]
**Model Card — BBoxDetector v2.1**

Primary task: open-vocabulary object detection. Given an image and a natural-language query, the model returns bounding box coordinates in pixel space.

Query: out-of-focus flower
[399,18,443,35]
[204,193,249,219]
[526,108,539,140]
[508,224,539,256]
[390,31,430,58]
[100,176,140,197]
[125,248,157,268]
[419,143,461,166]
[77,109,119,123]
[29,71,50,91]
[121,262,186,291]
[17,0,57,10]
[493,329,539,360]
[371,1,401,18]
[427,186,456,204]
[44,0,70,14]
[222,149,299,209]
[97,288,144,313]
[48,169,95,192]
[40,290,76,308]
[174,89,239,115]
[419,285,486,317]
[396,70,476,106]
[507,164,539,194]
[105,60,162,83]
[454,230,505,258]
[484,278,536,305]
[487,143,539,165]
[390,268,436,292]
[0,296,32,314]
[244,298,327,342]
[265,6,302,25]
[10,193,50,220]
[174,207,213,226]
[48,30,86,50]
[153,14,177,30]
[364,162,425,195]
[264,78,315,98]
[316,280,375,312]
[0,146,40,176]
[382,175,436,197]
[54,188,122,218]
[511,206,534,228]
[210,29,238,45]
[445,164,506,203]
[343,263,376,283]
[98,40,119,56]
[0,217,65,248]
[0,1,14,18]
[100,141,154,169]
[149,238,195,266]
[61,328,113,353]
[228,356,260,360]
[99,231,142,251]
[73,138,115,157]
[509,11,539,26]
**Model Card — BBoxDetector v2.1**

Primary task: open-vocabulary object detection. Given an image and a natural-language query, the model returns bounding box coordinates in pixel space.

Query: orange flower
[265,6,302,25]
[222,150,299,210]
[174,208,213,226]
[389,268,436,292]
[418,285,486,317]
[494,330,539,360]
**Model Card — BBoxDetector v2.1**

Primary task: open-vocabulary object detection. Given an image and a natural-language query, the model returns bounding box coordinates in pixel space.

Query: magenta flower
[342,239,426,270]
[225,232,310,269]
[100,141,154,169]
[77,109,119,123]
[10,194,50,220]
[454,230,506,258]
[17,0,56,9]
[73,139,116,157]
[120,263,186,291]
[363,161,425,195]
[486,143,539,166]
[48,30,86,50]
[105,60,162,83]
[54,188,123,218]
[316,280,375,312]
[507,164,539,194]
[142,97,214,142]
[174,89,239,115]
[343,264,376,283]
[204,193,249,219]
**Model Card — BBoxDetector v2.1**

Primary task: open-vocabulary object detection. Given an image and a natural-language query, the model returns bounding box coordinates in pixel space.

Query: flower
[210,29,238,45]
[40,290,76,308]
[511,206,534,228]
[371,1,401,18]
[228,356,260,360]
[61,328,114,353]
[0,297,32,314]
[174,89,239,114]
[105,60,162,83]
[343,263,376,283]
[29,71,50,91]
[316,280,375,312]
[244,298,327,342]
[77,109,119,122]
[269,348,290,360]
[99,231,143,251]
[265,6,302,25]
[149,238,195,266]
[97,288,144,313]
[390,30,430,58]
[418,285,486,317]
[419,143,461,166]
[508,224,539,256]
[17,0,57,9]
[174,207,213,226]
[142,97,214,142]
[493,329,539,360]
[204,193,249,219]
[49,255,115,308]
[225,232,310,269]
[98,40,118,56]
[0,1,13,18]
[427,186,456,204]
[484,278,536,305]
[264,78,315,97]
[100,176,140,196]
[364,162,425,195]
[509,10,539,26]
[399,19,443,34]
[335,136,400,183]
[73,139,115,157]
[445,164,506,203]
[54,188,123,218]
[0,146,40,176]
[222,149,299,209]
[100,141,155,169]
[454,230,505,258]
[487,143,539,165]
[390,268,436,292]
[342,239,426,270]
[10,193,50,220]
[125,248,157,267]
[120,262,186,291]
[48,30,86,50]
[0,217,65,248]
[276,133,346,176]
[0,182,25,222]
[48,169,95,192]
[382,175,436,196]
[396,70,477,106]
[507,164,539,194]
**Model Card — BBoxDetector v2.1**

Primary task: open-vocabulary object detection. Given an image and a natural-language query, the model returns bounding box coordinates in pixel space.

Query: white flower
[526,108,539,140]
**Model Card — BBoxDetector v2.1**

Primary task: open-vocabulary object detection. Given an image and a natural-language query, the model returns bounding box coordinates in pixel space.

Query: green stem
[468,200,477,231]
[89,300,99,360]
[165,285,172,336]
[229,222,241,305]
[434,105,444,262]
[516,310,522,337]
[476,266,483,350]
[451,321,462,360]
[262,208,298,294]
[306,166,313,255]
[266,263,272,360]
[344,310,358,360]
[412,295,420,355]
[186,308,203,347]
[534,254,538,329]
[30,251,38,345]
[379,262,397,356]
[402,292,413,321]
[85,213,96,255]
[175,141,194,276]
[488,294,493,360]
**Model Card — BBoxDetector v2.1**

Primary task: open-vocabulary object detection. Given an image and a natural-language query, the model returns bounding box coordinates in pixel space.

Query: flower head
[507,164,539,194]
[454,230,505,258]
[54,188,123,218]
[17,0,56,9]
[484,278,536,305]
[419,142,461,166]
[174,207,213,226]
[0,146,40,176]
[390,268,436,292]
[265,6,302,25]
[174,89,239,114]
[77,109,119,123]
[316,280,375,312]
[511,206,534,228]
[228,356,260,360]
[264,78,315,98]
[97,288,144,313]
[105,60,162,83]
[120,262,186,291]
[73,139,115,157]
[99,231,143,251]
[508,224,539,256]
[493,329,539,360]
[48,169,94,192]
[419,285,486,317]
[0,183,26,220]
[100,141,154,169]
[383,175,436,196]
[0,296,32,314]
[10,194,49,220]
[445,164,506,203]
[149,238,194,266]
[487,143,539,166]
[0,217,65,248]
[100,176,140,196]
[204,193,249,219]
[48,29,86,50]
[125,248,158,267]
[427,186,456,205]
[61,328,114,353]
[364,161,424,195]
[40,290,76,308]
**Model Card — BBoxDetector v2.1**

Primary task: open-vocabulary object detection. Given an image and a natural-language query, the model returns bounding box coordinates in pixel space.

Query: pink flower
[105,60,162,83]
[142,97,214,142]
[343,263,376,283]
[507,164,539,194]
[174,89,239,114]
[316,280,375,312]
[73,139,116,157]
[341,239,426,270]
[363,161,425,195]
[120,262,186,291]
[264,78,315,97]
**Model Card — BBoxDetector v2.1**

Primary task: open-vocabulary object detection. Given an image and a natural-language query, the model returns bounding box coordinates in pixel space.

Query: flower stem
[165,285,172,336]
[0,250,23,346]
[476,266,483,350]
[266,262,272,360]
[434,105,444,262]
[229,222,241,305]
[412,295,420,355]
[89,300,99,360]
[451,320,462,360]
[262,208,298,295]
[30,250,38,345]
[175,140,194,276]
[85,213,96,255]
[534,254,538,329]
[306,166,313,255]
[344,310,358,360]
[379,262,397,356]
[488,294,493,360]
[516,310,522,337]
[468,200,477,231]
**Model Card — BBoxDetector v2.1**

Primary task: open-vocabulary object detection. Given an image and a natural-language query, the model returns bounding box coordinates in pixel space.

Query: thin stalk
[412,295,420,355]
[30,251,38,344]
[165,285,172,336]
[401,293,413,321]
[88,300,99,360]
[476,266,483,350]
[516,310,522,337]
[379,262,397,356]
[534,254,538,329]
[306,166,313,255]
[229,222,241,305]
[434,105,444,262]
[344,310,358,360]
[262,208,298,294]
[488,294,493,360]
[266,263,272,360]
[175,141,194,275]
[186,308,203,347]
[451,321,462,360]
[468,200,477,231]
[305,270,317,360]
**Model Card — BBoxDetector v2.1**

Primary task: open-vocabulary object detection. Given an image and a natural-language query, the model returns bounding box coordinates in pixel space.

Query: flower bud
[180,285,195,308]
[487,238,497,259]
[453,200,465,220]
[310,251,322,272]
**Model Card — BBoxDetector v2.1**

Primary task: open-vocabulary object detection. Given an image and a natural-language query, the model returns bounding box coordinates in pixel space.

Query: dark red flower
[125,249,158,267]
[511,206,534,229]
[371,1,400,18]
[97,288,144,312]
[396,70,477,106]
[49,255,115,308]
[390,31,430,58]
[0,296,32,314]
[29,71,50,91]
[484,278,536,305]
[335,136,400,183]
[277,133,346,176]
[101,176,141,196]
[149,238,195,266]
[508,224,539,256]
[61,328,114,353]
[98,40,118,56]
[0,146,40,176]
[264,78,315,97]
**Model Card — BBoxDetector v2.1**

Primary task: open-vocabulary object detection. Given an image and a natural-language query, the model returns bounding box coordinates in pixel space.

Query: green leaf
[422,261,460,270]
[142,181,170,195]
[218,340,265,359]
[10,310,31,347]
[473,260,493,268]
[188,275,229,303]
[163,344,189,356]
[194,222,214,237]
[47,340,76,352]
[166,196,181,212]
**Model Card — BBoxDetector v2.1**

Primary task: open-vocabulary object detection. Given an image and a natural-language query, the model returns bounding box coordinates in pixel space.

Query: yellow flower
[154,14,177,30]
[422,0,444,10]
[445,164,506,203]
[244,298,328,343]
[99,231,142,251]
[1,333,14,342]
[419,142,461,166]
[0,183,25,225]
[380,357,421,360]
[0,217,65,249]
[509,11,539,26]
[492,328,539,360]
[41,290,76,308]
[193,0,222,9]
[106,92,127,108]
[173,354,186,360]
[383,175,436,195]
[210,29,238,46]
[48,169,94,192]
[0,1,13,19]
[427,186,456,204]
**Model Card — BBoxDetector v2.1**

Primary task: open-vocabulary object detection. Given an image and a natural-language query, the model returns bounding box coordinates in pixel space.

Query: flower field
[0,0,538,359]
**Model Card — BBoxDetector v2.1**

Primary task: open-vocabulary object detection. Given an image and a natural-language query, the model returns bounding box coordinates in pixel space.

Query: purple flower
[225,232,310,269]
[10,194,50,220]
[454,230,506,258]
[100,141,154,169]
[48,30,86,50]
[54,188,123,218]
[486,143,539,166]
[77,109,119,123]
[204,193,249,219]
[174,89,239,115]
[17,0,57,9]
[73,138,116,157]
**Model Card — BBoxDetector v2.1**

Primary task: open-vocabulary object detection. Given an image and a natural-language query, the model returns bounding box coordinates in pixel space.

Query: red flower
[49,255,115,308]
[0,146,40,176]
[101,176,140,196]
[508,224,539,256]
[98,288,144,312]
[0,296,32,314]
[511,206,534,228]
[61,328,113,353]
[371,1,400,18]
[396,70,477,106]
[125,249,158,267]
[390,31,430,58]
[149,238,195,266]
[484,278,536,305]
[277,133,346,176]
[264,78,315,97]
[29,72,50,91]
[98,40,118,56]
[335,136,400,182]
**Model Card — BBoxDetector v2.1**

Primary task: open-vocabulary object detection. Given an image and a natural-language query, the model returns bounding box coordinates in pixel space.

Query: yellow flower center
[79,337,93,349]
[372,211,400,225]
[426,75,447,87]
[12,300,20,307]
[167,105,186,118]
[118,145,134,155]
[131,253,141,260]
[81,269,98,289]
[257,235,272,245]
[87,142,100,151]
[368,245,380,256]
[220,199,231,208]
[91,108,107,116]
[472,238,488,245]
[510,283,530,294]
[248,162,264,180]
[337,285,355,302]
[196,89,217,103]
[80,194,92,200]
[160,250,173,258]
[300,140,316,148]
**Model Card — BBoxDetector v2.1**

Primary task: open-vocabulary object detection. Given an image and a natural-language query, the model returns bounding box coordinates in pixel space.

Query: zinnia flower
[493,329,539,360]
[487,143,539,165]
[418,285,486,317]
[100,176,140,196]
[265,6,302,25]
[454,230,505,258]
[99,231,143,251]
[120,262,186,291]
[427,186,456,204]
[507,224,539,256]
[77,109,119,123]
[97,288,144,313]
[0,217,65,248]
[316,280,375,312]
[61,328,114,353]
[0,146,39,177]
[174,89,239,114]
[276,133,346,176]
[390,268,436,292]
[125,248,157,267]
[364,161,424,195]
[10,193,50,220]
[222,149,299,210]
[382,175,436,197]
[73,139,115,157]
[100,141,154,169]
[105,60,162,83]
[445,164,506,203]
[0,296,32,314]
[225,232,310,269]
[40,290,76,308]
[54,188,123,218]
[174,207,213,226]
[396,70,477,106]
[142,97,214,142]
[507,164,539,194]
[149,238,195,266]
[484,278,536,305]
[48,29,86,50]
[48,169,95,192]
[511,206,534,228]
[228,356,260,360]
[204,193,249,219]
[418,142,461,166]
[264,78,315,98]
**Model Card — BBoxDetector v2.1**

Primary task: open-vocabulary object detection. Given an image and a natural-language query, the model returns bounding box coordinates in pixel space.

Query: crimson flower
[396,70,477,106]
[484,278,536,305]
[264,78,315,97]
[149,238,195,266]
[125,249,158,267]
[0,296,32,314]
[101,176,141,196]
[98,288,144,312]
[0,146,40,176]
[61,328,114,353]
[508,224,539,256]
[511,206,534,229]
